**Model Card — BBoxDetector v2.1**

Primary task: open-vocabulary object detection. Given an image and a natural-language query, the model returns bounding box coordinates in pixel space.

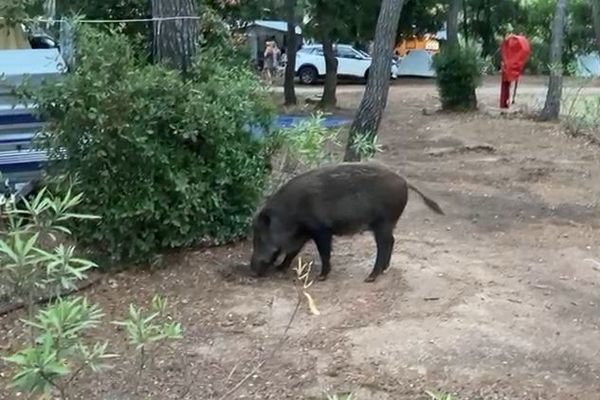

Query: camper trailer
[0,19,65,196]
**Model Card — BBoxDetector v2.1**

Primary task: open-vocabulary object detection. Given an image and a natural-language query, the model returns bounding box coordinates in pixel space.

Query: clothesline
[25,16,204,24]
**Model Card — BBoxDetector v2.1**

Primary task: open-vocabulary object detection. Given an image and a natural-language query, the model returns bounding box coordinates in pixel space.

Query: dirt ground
[2,77,600,400]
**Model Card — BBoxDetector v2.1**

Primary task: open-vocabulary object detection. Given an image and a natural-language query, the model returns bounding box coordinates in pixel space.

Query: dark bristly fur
[250,161,444,282]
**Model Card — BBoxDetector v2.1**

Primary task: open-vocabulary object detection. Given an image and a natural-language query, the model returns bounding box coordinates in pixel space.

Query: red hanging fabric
[499,35,531,108]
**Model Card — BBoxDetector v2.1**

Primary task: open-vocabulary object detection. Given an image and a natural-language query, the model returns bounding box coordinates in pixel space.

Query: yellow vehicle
[395,34,440,57]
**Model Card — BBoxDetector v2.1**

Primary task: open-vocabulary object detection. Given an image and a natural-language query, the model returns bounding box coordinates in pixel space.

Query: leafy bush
[524,37,550,75]
[25,26,274,262]
[432,44,484,111]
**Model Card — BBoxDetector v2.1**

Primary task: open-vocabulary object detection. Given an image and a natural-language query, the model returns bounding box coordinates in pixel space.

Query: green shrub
[432,44,484,111]
[524,37,550,75]
[26,26,274,262]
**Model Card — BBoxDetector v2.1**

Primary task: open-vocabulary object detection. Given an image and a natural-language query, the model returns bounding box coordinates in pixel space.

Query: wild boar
[249,161,444,282]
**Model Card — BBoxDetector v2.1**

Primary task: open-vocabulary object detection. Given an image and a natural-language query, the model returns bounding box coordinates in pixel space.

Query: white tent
[575,52,600,77]
[396,49,436,78]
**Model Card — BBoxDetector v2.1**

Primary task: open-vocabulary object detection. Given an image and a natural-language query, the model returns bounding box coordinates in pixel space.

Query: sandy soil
[2,79,600,400]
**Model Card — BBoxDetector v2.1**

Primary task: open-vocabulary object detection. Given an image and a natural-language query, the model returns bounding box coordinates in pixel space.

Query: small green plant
[0,185,99,325]
[113,295,183,394]
[267,112,341,194]
[4,294,182,400]
[0,183,183,399]
[280,112,340,168]
[432,44,484,111]
[561,65,600,143]
[4,296,114,399]
[563,94,600,143]
[349,132,383,160]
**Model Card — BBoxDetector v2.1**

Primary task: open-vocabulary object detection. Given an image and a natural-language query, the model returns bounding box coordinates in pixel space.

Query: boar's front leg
[275,248,302,272]
[312,229,333,281]
[365,221,395,283]
[275,235,309,272]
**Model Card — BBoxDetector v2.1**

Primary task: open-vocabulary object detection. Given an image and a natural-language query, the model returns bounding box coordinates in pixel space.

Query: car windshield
[357,49,371,58]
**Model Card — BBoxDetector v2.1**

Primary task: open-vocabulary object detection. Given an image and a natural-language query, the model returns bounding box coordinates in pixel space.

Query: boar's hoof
[364,274,378,283]
[317,274,328,281]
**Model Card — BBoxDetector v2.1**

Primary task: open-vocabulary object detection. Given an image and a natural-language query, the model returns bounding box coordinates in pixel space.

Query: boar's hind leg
[312,229,333,281]
[365,222,395,283]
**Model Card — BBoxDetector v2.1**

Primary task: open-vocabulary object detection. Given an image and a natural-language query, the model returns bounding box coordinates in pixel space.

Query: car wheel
[298,66,318,85]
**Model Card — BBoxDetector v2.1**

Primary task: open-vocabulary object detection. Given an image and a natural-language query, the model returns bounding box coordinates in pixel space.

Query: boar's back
[266,162,408,234]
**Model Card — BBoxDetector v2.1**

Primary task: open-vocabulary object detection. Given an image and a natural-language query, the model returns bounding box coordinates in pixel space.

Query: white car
[295,44,398,85]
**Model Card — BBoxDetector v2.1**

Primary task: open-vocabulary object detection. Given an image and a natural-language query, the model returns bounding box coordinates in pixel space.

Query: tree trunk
[447,0,461,46]
[462,0,469,43]
[151,0,200,74]
[540,0,568,121]
[343,0,405,161]
[284,0,297,106]
[481,0,494,57]
[592,0,600,51]
[320,35,338,109]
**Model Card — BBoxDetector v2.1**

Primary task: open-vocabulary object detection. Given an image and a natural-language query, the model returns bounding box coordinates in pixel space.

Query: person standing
[262,39,275,84]
[262,38,281,85]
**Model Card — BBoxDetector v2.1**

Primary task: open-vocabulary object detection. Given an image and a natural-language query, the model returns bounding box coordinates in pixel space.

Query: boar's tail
[407,183,445,215]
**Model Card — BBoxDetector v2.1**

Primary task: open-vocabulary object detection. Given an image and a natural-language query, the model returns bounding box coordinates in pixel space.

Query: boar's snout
[249,253,269,277]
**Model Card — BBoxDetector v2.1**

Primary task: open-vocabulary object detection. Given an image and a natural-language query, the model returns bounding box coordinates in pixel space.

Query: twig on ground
[215,258,315,400]
[225,363,238,384]
[584,258,600,271]
[178,353,205,400]
[216,300,301,400]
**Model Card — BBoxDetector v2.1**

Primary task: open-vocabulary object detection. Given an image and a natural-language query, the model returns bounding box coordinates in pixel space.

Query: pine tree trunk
[481,0,494,57]
[540,0,568,121]
[284,0,297,106]
[320,36,338,109]
[462,0,469,43]
[591,0,600,52]
[343,0,405,161]
[151,0,200,74]
[447,0,461,46]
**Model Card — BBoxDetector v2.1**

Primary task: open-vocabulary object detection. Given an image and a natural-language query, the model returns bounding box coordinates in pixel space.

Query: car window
[299,47,315,54]
[357,49,370,58]
[336,47,359,59]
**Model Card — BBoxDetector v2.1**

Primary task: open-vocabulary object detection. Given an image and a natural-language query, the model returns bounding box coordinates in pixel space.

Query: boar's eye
[259,210,271,227]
